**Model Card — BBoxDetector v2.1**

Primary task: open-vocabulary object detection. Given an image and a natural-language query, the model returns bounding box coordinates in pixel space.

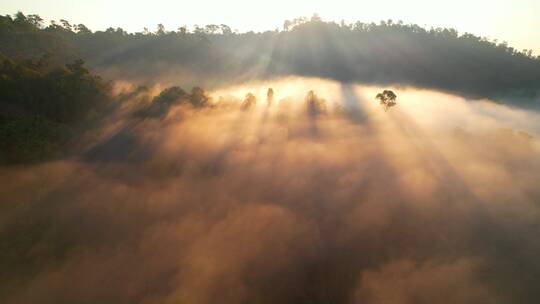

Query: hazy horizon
[2,0,539,54]
[1,2,540,303]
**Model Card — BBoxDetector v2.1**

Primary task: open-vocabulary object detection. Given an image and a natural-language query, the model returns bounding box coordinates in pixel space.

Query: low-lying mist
[1,77,540,304]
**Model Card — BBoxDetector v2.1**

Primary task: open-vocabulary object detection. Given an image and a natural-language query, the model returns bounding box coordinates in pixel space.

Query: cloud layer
[1,79,540,303]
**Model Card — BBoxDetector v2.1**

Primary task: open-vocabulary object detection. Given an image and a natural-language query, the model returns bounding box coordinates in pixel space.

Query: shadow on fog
[2,79,540,304]
[340,83,369,123]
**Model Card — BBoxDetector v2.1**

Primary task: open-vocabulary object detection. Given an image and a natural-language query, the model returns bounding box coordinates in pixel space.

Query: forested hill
[2,12,540,101]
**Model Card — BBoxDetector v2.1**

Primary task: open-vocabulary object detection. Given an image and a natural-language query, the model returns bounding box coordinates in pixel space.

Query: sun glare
[2,2,540,303]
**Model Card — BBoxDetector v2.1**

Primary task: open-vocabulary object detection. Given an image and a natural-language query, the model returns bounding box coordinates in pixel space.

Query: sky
[2,0,539,54]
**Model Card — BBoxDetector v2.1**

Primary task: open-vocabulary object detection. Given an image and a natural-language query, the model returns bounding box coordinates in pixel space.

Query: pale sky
[2,0,539,54]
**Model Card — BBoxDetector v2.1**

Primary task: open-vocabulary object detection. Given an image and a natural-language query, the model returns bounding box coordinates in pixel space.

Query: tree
[12,12,34,31]
[66,59,88,75]
[48,20,62,30]
[241,93,257,110]
[27,14,44,28]
[305,90,326,116]
[283,20,292,31]
[220,24,232,35]
[74,24,92,34]
[375,90,397,111]
[204,24,219,34]
[13,12,27,24]
[59,19,72,31]
[153,86,188,105]
[267,88,274,106]
[193,25,204,34]
[148,86,209,112]
[177,26,187,35]
[156,23,165,35]
[190,87,209,107]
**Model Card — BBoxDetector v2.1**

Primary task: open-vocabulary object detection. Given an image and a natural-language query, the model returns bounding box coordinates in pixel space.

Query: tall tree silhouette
[375,90,397,111]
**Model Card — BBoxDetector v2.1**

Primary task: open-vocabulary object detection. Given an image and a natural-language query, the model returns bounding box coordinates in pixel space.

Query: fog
[1,77,540,303]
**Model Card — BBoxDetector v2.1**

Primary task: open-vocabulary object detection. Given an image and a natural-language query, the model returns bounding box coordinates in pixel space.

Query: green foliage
[375,90,397,111]
[1,11,539,164]
[154,86,189,105]
[0,116,70,163]
[0,13,77,61]
[3,12,539,100]
[0,55,110,164]
[137,86,210,118]
[0,56,109,123]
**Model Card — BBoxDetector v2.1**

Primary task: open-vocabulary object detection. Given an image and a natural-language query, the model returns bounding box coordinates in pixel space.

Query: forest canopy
[1,11,540,163]
[2,12,540,101]
[0,53,110,163]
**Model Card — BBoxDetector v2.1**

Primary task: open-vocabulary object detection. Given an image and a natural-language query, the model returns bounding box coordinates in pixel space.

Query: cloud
[354,258,498,304]
[1,79,540,303]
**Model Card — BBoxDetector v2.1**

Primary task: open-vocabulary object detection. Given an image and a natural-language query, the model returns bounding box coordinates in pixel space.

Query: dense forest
[1,11,540,163]
[0,55,110,163]
[2,12,540,98]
